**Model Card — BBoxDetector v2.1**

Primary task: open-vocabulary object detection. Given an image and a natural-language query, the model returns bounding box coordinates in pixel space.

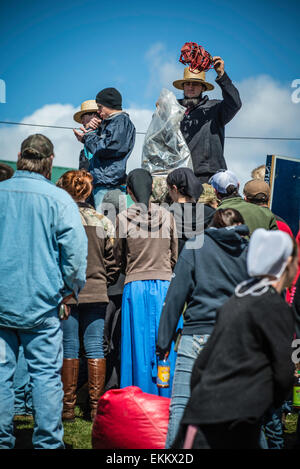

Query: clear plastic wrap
[142,88,192,176]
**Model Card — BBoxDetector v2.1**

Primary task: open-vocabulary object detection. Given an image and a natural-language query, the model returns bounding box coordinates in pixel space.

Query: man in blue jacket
[0,134,88,449]
[74,87,136,211]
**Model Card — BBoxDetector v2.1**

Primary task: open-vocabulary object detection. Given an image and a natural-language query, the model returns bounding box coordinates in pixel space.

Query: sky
[0,0,300,190]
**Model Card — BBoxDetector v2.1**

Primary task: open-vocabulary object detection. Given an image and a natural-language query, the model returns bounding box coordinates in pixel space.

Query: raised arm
[213,56,242,126]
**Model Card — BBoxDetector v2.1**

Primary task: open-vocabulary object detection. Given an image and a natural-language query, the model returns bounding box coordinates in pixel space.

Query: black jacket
[156,224,249,353]
[180,286,295,426]
[79,149,89,171]
[169,202,215,255]
[179,72,242,176]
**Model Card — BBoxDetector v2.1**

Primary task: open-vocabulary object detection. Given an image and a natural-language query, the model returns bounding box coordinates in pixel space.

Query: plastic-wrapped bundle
[142,88,192,176]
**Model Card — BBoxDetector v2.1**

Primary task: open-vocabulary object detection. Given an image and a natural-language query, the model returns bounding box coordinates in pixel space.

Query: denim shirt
[0,171,88,329]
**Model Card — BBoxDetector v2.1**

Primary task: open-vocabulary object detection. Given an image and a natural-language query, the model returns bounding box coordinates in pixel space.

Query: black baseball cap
[21,134,54,159]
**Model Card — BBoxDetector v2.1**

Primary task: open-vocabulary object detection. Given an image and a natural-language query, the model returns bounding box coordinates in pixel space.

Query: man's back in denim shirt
[0,170,88,329]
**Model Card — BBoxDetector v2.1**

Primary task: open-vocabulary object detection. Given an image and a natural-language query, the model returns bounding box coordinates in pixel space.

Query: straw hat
[73,100,99,123]
[173,67,214,91]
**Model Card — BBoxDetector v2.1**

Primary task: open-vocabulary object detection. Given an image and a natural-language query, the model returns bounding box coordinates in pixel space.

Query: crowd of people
[0,57,299,450]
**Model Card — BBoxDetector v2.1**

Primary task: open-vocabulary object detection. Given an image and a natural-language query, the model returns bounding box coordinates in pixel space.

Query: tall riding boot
[61,358,80,421]
[88,358,106,421]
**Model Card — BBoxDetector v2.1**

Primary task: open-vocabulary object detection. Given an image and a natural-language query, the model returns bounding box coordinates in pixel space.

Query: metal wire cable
[0,120,146,135]
[0,120,300,140]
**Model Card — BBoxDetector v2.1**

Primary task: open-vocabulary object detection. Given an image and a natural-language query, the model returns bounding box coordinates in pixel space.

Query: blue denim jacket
[0,171,88,329]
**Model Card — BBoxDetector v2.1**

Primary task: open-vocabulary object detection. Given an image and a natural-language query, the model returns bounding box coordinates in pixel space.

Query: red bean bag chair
[92,386,170,449]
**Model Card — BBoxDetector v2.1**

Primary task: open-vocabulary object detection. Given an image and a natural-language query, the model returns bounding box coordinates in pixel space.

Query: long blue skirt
[120,279,183,397]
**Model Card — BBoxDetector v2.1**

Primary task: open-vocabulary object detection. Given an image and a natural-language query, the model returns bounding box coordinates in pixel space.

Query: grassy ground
[12,385,300,451]
[14,406,93,450]
[14,385,93,449]
[13,411,300,450]
[283,412,299,449]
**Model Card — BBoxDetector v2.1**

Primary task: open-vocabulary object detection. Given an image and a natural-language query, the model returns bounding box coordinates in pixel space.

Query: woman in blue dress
[114,169,181,397]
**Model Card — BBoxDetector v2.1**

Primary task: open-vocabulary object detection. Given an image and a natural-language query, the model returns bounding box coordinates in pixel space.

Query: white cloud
[0,104,83,168]
[1,69,300,195]
[225,75,300,190]
[125,108,153,172]
[0,104,153,172]
[144,43,183,99]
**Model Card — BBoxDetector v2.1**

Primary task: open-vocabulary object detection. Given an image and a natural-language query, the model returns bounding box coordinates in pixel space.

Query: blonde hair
[251,164,265,181]
[198,183,219,206]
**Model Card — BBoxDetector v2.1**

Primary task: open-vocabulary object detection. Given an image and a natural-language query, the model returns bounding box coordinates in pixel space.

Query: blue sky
[0,0,300,187]
[1,0,299,118]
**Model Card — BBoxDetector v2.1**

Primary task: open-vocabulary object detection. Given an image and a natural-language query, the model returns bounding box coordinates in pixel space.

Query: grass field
[283,412,299,449]
[14,406,93,450]
[13,409,300,450]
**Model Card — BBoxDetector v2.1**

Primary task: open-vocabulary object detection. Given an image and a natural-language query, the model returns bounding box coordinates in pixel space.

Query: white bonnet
[247,228,293,279]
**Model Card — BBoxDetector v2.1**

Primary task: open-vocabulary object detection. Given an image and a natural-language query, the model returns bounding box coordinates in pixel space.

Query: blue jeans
[13,344,32,415]
[93,185,128,213]
[62,303,106,358]
[165,333,210,449]
[0,315,64,449]
[261,407,284,449]
[93,187,112,212]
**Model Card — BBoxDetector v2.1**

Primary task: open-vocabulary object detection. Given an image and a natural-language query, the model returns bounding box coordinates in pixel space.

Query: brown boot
[61,358,79,421]
[88,358,106,421]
